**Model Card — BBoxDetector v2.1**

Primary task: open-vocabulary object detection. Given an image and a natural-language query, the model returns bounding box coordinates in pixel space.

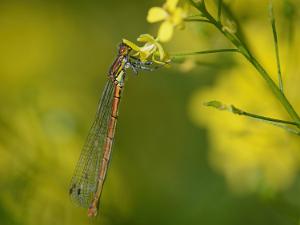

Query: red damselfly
[69,42,155,217]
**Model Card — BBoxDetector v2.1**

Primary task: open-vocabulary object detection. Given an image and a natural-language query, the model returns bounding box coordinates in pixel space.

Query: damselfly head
[118,43,131,55]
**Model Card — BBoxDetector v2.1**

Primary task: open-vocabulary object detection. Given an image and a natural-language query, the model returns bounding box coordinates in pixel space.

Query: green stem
[244,55,300,126]
[205,101,300,135]
[231,105,299,126]
[184,18,212,24]
[189,0,300,127]
[171,48,239,57]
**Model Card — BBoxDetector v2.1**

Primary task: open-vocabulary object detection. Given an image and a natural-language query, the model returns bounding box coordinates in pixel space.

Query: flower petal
[155,42,165,60]
[152,54,165,65]
[139,43,156,54]
[137,34,156,43]
[122,39,141,51]
[139,51,151,62]
[164,0,179,12]
[147,7,168,23]
[172,8,184,25]
[157,21,174,42]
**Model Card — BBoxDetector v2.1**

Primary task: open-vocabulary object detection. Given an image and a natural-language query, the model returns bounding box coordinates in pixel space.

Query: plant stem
[243,54,300,126]
[189,0,300,127]
[184,18,212,24]
[171,48,239,57]
[205,101,300,135]
[230,105,299,126]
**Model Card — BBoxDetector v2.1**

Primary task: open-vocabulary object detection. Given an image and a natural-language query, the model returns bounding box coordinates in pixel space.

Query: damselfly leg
[128,56,163,73]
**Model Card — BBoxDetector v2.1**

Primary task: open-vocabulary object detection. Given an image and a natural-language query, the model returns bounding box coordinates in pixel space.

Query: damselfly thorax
[109,43,132,87]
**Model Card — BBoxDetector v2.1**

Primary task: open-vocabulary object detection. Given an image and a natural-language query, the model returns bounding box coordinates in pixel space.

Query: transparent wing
[69,79,115,208]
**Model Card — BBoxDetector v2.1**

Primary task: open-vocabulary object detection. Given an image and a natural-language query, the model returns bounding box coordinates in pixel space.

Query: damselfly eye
[119,43,131,55]
[119,47,126,54]
[77,188,81,195]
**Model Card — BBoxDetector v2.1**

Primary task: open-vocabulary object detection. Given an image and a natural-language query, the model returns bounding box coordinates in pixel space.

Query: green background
[0,1,299,225]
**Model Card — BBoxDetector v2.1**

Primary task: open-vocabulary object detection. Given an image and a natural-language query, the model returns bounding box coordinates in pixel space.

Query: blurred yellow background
[0,0,300,225]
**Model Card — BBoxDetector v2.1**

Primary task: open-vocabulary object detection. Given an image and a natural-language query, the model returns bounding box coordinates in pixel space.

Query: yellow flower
[123,34,169,64]
[147,0,187,42]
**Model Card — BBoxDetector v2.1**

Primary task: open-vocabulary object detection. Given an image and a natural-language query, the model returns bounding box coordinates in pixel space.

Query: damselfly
[69,42,155,217]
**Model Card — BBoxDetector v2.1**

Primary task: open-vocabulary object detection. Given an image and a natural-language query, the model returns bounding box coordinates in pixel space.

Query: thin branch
[171,48,240,58]
[204,101,300,135]
[230,105,299,126]
[184,18,212,24]
[269,1,284,92]
[171,59,233,69]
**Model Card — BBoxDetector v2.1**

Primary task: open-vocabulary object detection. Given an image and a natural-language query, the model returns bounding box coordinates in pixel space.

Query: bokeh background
[1,0,300,225]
